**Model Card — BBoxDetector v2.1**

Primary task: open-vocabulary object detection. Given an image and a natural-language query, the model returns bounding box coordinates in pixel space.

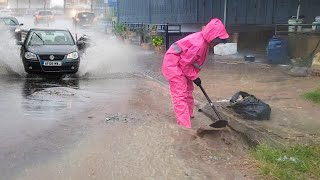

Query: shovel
[198,84,229,128]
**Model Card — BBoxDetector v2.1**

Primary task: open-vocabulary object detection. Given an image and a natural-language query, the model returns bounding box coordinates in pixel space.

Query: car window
[0,18,18,25]
[39,11,53,16]
[27,30,75,46]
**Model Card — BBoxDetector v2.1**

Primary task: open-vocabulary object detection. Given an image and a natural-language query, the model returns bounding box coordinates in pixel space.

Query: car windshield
[78,12,95,18]
[0,18,18,25]
[27,30,75,46]
[39,11,52,16]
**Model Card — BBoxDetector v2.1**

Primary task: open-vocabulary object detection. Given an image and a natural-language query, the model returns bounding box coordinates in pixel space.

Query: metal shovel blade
[198,84,229,129]
[209,120,228,128]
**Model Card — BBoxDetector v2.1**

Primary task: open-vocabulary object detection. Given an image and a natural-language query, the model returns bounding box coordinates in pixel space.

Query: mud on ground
[13,79,258,180]
[136,51,320,145]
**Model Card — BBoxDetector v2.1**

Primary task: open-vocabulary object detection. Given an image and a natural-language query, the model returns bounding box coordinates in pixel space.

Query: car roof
[30,28,70,32]
[36,10,53,14]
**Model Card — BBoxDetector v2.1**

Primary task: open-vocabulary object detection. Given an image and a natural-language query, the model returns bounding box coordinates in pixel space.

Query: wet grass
[303,89,320,104]
[251,144,320,180]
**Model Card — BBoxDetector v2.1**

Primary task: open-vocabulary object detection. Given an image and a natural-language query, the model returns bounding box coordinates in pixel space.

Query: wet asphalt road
[0,16,146,179]
[0,72,151,179]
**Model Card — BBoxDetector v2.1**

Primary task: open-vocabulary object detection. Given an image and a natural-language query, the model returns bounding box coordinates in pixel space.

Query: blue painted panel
[273,0,299,23]
[117,0,320,26]
[198,0,206,23]
[265,0,274,24]
[212,0,224,21]
[199,0,223,23]
[227,0,248,25]
[180,0,197,23]
[118,0,149,22]
[237,0,248,24]
[150,0,197,24]
[302,0,320,23]
[255,0,268,24]
[246,0,257,24]
[227,0,237,24]
[108,0,117,7]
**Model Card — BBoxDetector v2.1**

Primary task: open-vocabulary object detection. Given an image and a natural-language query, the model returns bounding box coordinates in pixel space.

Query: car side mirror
[77,41,84,46]
[19,23,23,26]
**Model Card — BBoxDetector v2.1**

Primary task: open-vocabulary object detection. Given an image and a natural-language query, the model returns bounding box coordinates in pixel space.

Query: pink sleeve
[179,46,200,80]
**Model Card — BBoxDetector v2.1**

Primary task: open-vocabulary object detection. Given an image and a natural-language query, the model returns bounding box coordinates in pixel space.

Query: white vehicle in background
[0,9,13,17]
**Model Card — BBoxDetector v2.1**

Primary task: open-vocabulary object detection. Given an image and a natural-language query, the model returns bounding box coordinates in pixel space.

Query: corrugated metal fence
[118,0,320,25]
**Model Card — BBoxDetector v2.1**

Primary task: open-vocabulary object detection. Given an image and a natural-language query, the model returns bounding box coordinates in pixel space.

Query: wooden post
[231,33,239,43]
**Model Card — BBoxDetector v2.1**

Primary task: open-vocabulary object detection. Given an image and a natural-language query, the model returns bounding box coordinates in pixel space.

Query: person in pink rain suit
[162,18,229,129]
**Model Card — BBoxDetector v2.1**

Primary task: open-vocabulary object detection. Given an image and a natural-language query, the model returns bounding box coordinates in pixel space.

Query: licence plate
[43,61,62,66]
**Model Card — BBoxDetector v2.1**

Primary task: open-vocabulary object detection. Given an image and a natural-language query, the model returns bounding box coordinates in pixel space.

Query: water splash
[0,31,26,77]
[78,35,139,78]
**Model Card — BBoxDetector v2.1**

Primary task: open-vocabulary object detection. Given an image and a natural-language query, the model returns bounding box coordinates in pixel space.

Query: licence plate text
[43,61,62,66]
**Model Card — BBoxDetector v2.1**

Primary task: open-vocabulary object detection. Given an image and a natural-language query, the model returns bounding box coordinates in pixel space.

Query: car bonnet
[27,45,77,55]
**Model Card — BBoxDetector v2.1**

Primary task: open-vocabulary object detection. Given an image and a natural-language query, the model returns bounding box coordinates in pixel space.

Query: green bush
[137,26,151,43]
[151,35,164,47]
[114,22,125,36]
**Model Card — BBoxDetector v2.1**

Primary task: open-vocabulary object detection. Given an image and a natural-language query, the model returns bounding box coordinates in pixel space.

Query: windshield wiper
[30,32,44,45]
[9,19,18,25]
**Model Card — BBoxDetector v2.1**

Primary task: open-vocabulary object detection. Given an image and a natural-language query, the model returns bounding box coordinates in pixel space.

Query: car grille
[39,55,65,60]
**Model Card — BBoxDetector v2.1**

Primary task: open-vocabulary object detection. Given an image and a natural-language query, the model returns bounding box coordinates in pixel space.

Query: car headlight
[15,27,21,33]
[67,52,79,60]
[24,52,37,60]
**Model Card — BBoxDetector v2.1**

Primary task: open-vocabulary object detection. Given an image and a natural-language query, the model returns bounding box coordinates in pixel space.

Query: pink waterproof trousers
[162,18,229,128]
[169,75,194,128]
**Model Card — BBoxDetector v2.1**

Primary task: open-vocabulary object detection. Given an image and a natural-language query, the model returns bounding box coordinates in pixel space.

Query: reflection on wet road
[1,76,81,145]
[0,73,141,179]
[0,16,156,179]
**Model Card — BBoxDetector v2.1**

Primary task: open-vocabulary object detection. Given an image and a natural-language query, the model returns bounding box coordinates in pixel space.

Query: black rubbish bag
[229,91,271,120]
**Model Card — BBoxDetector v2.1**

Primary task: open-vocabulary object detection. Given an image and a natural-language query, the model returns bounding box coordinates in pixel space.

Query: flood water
[0,16,144,178]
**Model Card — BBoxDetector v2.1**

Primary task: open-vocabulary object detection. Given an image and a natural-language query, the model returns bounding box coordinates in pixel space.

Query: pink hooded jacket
[162,18,229,80]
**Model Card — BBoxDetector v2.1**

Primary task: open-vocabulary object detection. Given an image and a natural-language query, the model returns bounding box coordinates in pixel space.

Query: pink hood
[202,18,230,43]
[162,18,229,80]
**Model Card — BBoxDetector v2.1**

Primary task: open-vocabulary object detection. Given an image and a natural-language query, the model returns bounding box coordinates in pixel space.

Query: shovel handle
[198,84,224,120]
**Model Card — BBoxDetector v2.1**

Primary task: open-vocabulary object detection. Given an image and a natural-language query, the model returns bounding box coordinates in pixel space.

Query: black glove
[193,77,201,86]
